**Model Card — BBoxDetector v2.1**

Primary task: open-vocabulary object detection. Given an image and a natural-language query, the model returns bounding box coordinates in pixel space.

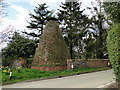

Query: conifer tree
[57,1,89,59]
[24,3,53,42]
[103,2,120,23]
[88,2,108,59]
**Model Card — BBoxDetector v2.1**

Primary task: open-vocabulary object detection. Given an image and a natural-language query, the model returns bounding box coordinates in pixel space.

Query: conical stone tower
[32,18,70,67]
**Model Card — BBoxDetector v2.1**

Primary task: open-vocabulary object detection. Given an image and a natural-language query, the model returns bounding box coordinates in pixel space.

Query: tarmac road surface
[2,69,114,88]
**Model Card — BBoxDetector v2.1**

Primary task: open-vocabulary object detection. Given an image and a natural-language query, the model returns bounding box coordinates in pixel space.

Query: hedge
[107,23,120,88]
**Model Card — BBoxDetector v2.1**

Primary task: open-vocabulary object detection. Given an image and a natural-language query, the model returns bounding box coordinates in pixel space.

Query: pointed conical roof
[32,19,70,66]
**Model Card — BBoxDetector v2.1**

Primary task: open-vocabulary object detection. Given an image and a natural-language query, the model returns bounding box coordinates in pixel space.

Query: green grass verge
[0,69,2,85]
[2,67,110,85]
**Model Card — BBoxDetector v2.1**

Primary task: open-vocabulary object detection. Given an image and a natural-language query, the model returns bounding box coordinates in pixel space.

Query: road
[3,69,114,88]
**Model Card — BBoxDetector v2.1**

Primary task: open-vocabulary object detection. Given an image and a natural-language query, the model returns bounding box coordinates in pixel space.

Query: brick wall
[67,59,110,70]
[31,59,110,71]
[87,60,109,68]
[31,66,67,71]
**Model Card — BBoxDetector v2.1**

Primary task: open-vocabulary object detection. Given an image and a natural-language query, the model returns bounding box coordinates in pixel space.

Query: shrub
[107,23,120,88]
[25,58,33,68]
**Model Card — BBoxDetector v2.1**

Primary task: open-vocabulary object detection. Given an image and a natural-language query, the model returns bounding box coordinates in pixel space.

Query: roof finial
[47,17,58,21]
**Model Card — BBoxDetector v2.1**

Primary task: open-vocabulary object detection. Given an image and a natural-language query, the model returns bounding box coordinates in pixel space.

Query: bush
[107,23,120,88]
[25,58,33,68]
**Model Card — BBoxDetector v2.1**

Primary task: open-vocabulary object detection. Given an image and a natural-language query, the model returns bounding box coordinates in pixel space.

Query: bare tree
[0,0,8,23]
[0,25,16,44]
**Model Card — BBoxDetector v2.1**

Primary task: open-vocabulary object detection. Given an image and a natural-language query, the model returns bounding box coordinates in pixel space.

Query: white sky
[0,0,95,32]
[0,0,96,50]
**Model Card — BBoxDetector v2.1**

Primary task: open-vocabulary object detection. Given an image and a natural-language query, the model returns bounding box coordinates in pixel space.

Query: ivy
[107,23,120,87]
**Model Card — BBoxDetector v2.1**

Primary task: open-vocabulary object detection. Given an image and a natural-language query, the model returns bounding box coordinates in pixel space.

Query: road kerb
[97,81,115,88]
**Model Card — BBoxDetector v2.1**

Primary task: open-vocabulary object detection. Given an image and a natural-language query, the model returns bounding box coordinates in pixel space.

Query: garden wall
[31,59,110,71]
[67,59,110,70]
[31,66,67,71]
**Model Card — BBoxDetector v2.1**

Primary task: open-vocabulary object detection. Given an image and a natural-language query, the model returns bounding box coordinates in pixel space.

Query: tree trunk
[70,43,73,59]
[118,81,120,90]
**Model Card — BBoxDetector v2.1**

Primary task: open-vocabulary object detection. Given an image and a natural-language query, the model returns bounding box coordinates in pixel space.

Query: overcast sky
[0,0,97,50]
[0,0,96,32]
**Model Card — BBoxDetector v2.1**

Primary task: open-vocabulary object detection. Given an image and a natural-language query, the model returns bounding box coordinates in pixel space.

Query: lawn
[1,67,110,85]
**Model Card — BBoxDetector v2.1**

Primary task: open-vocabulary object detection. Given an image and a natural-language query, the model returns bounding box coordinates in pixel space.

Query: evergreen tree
[103,2,120,23]
[2,32,37,66]
[87,1,108,59]
[83,31,97,59]
[57,1,89,59]
[24,3,53,42]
